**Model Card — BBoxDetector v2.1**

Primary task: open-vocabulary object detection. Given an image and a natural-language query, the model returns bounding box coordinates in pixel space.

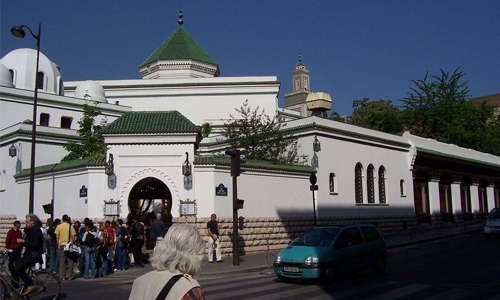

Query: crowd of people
[5,212,170,284]
[5,211,220,299]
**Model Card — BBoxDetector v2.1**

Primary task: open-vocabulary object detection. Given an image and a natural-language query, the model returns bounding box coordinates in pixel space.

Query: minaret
[292,54,310,92]
[284,54,312,117]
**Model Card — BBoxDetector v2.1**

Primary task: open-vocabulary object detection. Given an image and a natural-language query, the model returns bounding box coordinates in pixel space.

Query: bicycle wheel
[28,270,60,300]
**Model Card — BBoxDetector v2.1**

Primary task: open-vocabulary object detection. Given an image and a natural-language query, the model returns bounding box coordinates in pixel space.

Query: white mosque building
[1,19,498,252]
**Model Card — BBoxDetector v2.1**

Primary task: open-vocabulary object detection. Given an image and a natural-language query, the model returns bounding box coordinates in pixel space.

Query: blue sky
[1,1,499,116]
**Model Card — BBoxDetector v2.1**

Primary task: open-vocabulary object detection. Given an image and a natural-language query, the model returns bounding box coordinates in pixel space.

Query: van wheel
[323,264,337,282]
[373,255,386,274]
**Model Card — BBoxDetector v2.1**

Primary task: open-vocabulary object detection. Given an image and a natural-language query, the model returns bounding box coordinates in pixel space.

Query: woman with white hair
[128,224,206,300]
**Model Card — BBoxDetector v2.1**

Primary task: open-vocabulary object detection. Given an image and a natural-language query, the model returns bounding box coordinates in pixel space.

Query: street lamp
[11,23,41,214]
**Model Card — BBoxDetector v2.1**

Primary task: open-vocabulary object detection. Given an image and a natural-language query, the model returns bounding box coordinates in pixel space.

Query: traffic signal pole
[225,149,245,266]
[232,174,239,266]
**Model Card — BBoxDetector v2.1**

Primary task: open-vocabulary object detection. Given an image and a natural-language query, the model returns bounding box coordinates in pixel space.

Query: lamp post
[11,23,41,214]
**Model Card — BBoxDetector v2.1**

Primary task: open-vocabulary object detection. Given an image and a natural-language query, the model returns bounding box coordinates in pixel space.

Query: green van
[273,224,387,282]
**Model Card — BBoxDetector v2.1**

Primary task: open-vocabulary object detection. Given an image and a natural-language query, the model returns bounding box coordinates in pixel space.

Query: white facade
[1,24,500,224]
[65,77,280,127]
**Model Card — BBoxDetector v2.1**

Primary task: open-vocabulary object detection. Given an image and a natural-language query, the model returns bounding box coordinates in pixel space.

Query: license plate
[284,267,299,272]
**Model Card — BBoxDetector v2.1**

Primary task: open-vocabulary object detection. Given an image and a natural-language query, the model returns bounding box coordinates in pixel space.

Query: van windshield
[291,227,341,246]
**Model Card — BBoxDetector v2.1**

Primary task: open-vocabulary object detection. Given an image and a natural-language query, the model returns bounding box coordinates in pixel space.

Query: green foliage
[349,98,404,134]
[328,110,348,122]
[402,67,500,155]
[221,100,308,164]
[62,102,107,162]
[201,122,212,137]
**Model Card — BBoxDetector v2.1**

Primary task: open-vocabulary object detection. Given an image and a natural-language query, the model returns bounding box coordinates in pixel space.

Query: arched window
[355,163,363,204]
[367,165,375,203]
[378,166,386,204]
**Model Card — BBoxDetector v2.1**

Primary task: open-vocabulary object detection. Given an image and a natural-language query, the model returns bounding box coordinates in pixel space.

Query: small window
[400,179,406,197]
[9,69,14,81]
[0,169,5,191]
[329,173,337,194]
[36,71,44,90]
[40,113,50,126]
[61,116,72,129]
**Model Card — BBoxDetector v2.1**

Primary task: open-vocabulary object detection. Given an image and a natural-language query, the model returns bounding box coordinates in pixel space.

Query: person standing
[13,214,44,296]
[128,224,206,300]
[151,213,167,240]
[81,221,101,279]
[207,214,222,263]
[46,218,61,272]
[97,222,109,277]
[5,220,23,291]
[114,219,129,272]
[73,220,86,274]
[130,215,145,267]
[55,214,77,280]
[105,220,115,273]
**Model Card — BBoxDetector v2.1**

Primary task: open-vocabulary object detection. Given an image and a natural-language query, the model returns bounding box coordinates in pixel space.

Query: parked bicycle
[0,251,60,300]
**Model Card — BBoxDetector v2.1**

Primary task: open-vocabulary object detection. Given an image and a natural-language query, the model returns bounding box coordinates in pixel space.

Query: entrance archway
[128,177,173,224]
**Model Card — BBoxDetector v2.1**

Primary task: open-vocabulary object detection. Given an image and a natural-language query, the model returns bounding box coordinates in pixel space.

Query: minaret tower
[292,54,310,92]
[284,53,312,117]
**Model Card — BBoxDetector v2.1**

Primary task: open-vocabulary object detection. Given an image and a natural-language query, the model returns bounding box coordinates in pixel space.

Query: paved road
[50,231,500,299]
[202,232,500,299]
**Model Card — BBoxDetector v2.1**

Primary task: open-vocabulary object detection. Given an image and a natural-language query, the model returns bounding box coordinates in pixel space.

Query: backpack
[133,222,145,241]
[119,227,130,246]
[83,232,96,247]
[77,227,85,244]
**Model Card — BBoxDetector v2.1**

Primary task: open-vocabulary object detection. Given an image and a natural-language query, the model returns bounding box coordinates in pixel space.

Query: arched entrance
[128,177,173,224]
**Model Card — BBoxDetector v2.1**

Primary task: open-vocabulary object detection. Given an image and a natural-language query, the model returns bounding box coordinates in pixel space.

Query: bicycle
[0,251,60,300]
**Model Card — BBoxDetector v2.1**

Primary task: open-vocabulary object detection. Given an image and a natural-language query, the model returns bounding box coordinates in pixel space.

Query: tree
[349,98,404,134]
[328,110,348,123]
[402,67,470,142]
[402,67,500,155]
[220,100,308,164]
[62,102,107,162]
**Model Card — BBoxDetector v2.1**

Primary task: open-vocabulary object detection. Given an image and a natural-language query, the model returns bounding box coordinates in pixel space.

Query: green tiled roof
[139,27,217,68]
[102,111,199,135]
[14,157,105,179]
[194,155,314,174]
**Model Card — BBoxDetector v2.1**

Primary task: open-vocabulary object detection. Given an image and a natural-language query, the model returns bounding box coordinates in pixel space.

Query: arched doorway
[128,177,173,225]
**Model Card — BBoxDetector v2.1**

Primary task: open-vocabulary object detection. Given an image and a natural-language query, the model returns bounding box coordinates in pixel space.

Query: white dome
[0,63,14,87]
[0,48,63,95]
[74,80,107,103]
